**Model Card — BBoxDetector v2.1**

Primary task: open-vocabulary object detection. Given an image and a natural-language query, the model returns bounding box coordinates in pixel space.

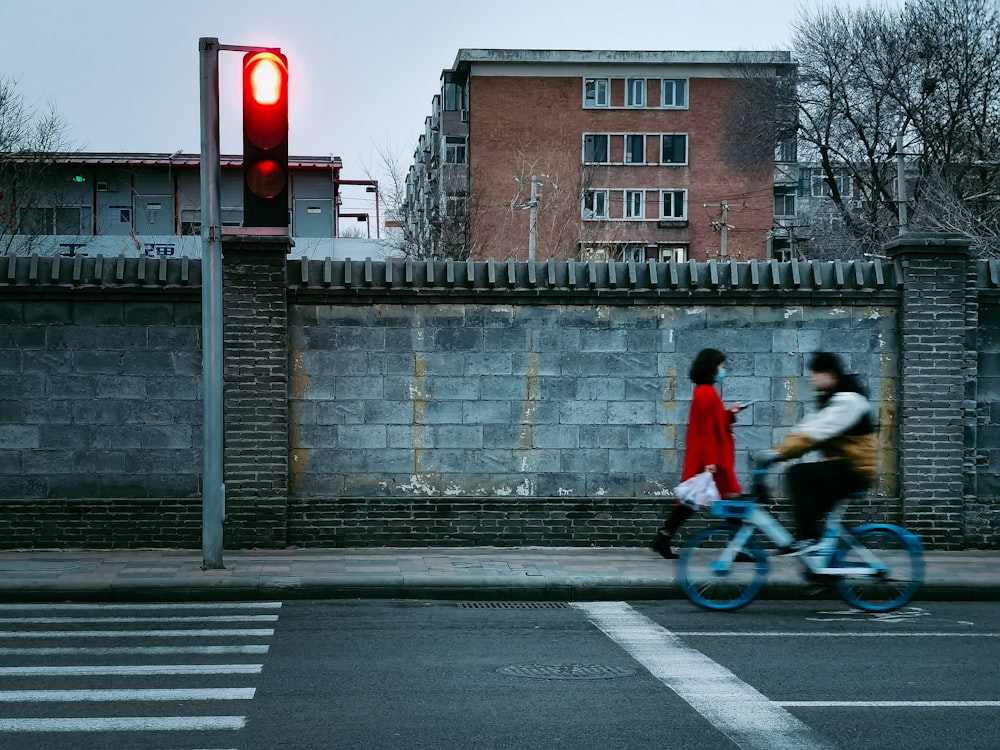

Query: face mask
[716,367,727,381]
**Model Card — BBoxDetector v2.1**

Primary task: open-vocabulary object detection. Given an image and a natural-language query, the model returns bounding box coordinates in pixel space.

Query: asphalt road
[1,599,998,749]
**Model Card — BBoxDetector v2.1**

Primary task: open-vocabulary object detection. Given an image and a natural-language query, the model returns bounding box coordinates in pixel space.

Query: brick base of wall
[0,498,201,550]
[286,495,902,548]
[0,495,906,550]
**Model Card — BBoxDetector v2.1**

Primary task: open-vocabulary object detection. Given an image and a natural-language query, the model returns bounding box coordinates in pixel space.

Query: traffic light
[242,50,289,228]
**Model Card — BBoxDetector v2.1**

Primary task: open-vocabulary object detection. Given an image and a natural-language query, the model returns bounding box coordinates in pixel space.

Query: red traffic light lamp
[242,50,289,227]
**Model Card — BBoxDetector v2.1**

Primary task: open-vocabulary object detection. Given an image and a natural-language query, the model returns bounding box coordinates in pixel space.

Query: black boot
[651,531,678,560]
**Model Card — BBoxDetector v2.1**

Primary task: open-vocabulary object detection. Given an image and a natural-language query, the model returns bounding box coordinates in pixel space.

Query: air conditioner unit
[460,109,469,123]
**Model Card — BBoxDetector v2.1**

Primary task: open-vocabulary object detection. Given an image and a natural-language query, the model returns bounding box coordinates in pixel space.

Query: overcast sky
[1,0,889,216]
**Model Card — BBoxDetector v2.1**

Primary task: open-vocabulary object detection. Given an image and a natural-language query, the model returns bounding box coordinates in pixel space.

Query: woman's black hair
[689,348,726,385]
[808,351,845,377]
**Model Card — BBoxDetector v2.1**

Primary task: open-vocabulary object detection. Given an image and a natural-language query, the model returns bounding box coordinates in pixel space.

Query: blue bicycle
[677,464,925,612]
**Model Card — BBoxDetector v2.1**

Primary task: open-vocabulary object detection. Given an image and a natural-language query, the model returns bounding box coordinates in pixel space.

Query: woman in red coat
[652,348,743,559]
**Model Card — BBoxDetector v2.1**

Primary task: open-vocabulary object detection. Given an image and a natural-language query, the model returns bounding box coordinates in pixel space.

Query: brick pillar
[222,233,291,548]
[885,233,971,548]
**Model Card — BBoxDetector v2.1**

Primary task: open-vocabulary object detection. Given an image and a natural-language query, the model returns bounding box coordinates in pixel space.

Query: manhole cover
[460,601,568,609]
[0,562,81,572]
[496,664,637,680]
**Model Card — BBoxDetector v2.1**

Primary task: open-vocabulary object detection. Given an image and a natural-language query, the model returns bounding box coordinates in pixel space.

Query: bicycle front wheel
[831,525,924,612]
[677,527,768,611]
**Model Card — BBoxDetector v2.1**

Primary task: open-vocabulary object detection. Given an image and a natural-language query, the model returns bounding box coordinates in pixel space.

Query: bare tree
[361,139,474,260]
[791,0,1000,257]
[0,75,79,255]
[359,140,420,257]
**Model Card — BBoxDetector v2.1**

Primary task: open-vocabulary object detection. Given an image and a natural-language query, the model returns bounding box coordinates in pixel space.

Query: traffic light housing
[242,50,289,228]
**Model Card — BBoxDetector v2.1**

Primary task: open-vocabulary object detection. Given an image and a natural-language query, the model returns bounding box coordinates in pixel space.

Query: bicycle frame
[709,472,884,580]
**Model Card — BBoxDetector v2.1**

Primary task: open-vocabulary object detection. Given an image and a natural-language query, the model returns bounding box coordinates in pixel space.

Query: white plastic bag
[673,471,721,510]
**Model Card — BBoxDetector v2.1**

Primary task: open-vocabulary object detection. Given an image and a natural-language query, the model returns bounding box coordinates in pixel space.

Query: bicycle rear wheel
[831,525,924,612]
[677,527,768,611]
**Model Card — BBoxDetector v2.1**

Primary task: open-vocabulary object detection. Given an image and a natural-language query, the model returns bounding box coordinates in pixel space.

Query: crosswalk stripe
[0,664,262,676]
[0,628,274,638]
[0,601,278,739]
[778,700,1000,707]
[0,615,279,624]
[0,716,247,732]
[0,602,281,611]
[0,688,256,702]
[0,645,270,656]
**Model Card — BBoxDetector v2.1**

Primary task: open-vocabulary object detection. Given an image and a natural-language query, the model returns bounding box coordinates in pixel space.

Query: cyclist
[758,351,877,556]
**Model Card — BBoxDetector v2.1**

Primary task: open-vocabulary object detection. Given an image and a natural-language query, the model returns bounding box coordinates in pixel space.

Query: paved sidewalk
[0,547,996,603]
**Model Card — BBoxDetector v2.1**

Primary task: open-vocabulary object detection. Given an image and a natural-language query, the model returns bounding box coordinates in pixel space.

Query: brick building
[406,49,795,262]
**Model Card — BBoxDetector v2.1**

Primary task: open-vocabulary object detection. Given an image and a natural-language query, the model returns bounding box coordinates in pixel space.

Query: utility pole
[528,175,539,261]
[515,175,543,260]
[896,132,909,235]
[706,200,731,258]
[720,200,729,257]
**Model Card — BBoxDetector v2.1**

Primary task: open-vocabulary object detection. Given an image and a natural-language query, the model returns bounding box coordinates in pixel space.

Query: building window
[584,78,609,108]
[811,168,853,198]
[443,73,465,110]
[583,190,609,220]
[18,206,91,235]
[625,190,645,219]
[444,136,467,164]
[660,189,686,219]
[445,194,468,215]
[583,133,610,164]
[775,135,797,163]
[625,134,645,164]
[661,134,688,165]
[661,79,688,108]
[659,244,688,262]
[109,206,132,225]
[620,243,648,262]
[626,78,646,107]
[181,208,201,236]
[775,188,796,217]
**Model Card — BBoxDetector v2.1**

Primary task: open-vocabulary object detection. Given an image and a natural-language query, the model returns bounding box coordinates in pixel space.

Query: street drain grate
[459,601,569,609]
[496,664,638,680]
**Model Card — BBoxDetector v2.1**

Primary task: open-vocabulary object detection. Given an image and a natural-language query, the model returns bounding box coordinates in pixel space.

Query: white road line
[0,602,282,611]
[0,645,270,655]
[0,628,274,638]
[0,615,279,624]
[0,688,256,702]
[778,701,1000,707]
[0,716,247,732]
[574,602,839,750]
[0,664,262,676]
[671,631,1000,637]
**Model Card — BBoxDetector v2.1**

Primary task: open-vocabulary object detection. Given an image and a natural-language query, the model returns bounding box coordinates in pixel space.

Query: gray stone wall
[0,284,203,548]
[3,248,999,549]
[286,299,899,545]
[0,297,202,500]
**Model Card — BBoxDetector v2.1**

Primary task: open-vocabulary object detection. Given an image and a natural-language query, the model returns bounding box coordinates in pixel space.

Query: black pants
[787,460,869,541]
[659,504,695,537]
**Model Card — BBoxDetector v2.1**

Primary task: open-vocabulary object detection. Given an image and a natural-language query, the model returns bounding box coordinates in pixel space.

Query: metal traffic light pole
[198,37,285,570]
[199,37,225,570]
